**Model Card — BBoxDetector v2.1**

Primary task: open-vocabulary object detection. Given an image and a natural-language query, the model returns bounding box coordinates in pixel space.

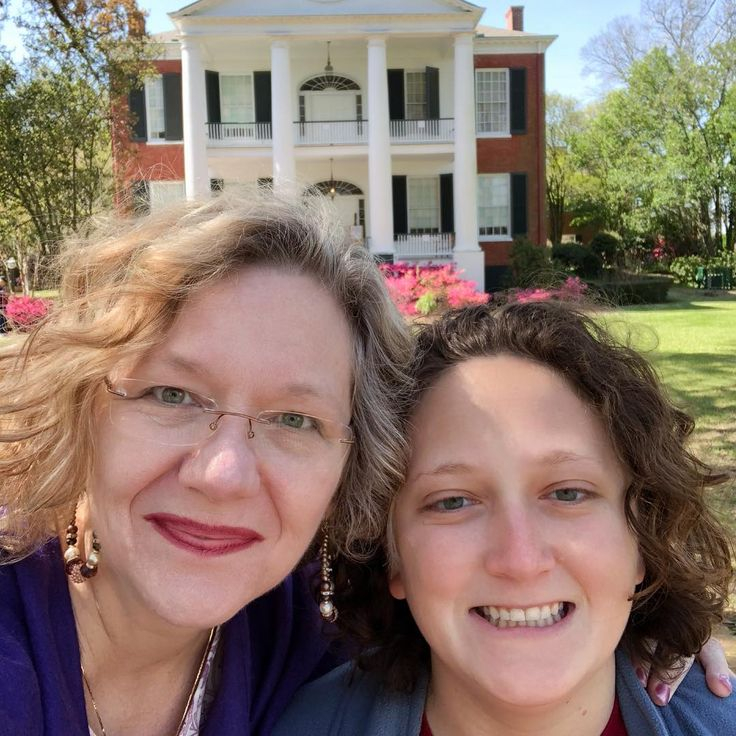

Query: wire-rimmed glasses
[104,378,354,465]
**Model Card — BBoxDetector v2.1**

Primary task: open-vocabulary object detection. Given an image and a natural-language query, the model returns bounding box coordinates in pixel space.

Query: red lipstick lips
[144,513,263,557]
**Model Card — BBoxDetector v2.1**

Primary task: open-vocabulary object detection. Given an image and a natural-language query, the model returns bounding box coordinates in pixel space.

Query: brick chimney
[505,5,524,32]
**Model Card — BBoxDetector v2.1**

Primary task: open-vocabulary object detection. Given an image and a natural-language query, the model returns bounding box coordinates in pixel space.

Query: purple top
[0,539,335,736]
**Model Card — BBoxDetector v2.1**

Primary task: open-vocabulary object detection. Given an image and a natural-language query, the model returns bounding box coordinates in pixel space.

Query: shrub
[509,237,551,286]
[5,295,50,330]
[507,276,589,304]
[551,243,603,278]
[380,262,490,317]
[669,255,704,286]
[586,275,673,305]
[589,232,620,268]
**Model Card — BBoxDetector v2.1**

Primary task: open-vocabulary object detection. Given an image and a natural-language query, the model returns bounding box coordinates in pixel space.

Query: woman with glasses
[0,193,413,736]
[274,301,735,736]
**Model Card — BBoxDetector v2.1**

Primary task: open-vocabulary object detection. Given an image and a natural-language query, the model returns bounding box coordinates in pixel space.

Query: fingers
[640,656,693,706]
[697,638,734,698]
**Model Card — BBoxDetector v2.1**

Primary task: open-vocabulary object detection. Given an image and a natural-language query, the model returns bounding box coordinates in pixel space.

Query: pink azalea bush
[5,295,51,330]
[507,276,588,304]
[380,262,489,317]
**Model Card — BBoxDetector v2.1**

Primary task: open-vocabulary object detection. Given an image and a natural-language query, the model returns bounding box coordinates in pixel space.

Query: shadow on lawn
[654,352,736,431]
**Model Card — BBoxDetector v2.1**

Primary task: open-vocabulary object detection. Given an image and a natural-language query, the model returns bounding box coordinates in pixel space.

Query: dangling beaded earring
[64,512,101,584]
[318,528,338,623]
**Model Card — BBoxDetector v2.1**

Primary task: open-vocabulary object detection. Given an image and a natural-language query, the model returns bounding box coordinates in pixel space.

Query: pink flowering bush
[380,262,489,317]
[507,276,588,304]
[5,295,51,330]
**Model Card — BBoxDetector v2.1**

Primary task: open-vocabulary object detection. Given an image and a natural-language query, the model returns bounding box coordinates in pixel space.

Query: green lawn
[604,288,736,663]
[600,287,736,532]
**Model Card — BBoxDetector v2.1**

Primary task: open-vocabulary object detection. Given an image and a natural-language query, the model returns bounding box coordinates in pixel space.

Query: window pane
[145,76,165,140]
[477,175,509,236]
[406,71,426,121]
[408,177,439,233]
[220,75,254,123]
[475,70,508,134]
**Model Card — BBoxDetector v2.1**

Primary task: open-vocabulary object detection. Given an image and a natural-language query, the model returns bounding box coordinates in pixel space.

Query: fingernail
[654,682,671,705]
[718,674,733,694]
[635,667,647,686]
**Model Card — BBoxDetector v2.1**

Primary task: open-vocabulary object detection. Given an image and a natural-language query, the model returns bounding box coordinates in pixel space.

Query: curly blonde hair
[0,191,413,562]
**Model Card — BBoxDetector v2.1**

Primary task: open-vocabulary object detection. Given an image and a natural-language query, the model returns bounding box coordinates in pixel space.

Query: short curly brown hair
[333,300,734,691]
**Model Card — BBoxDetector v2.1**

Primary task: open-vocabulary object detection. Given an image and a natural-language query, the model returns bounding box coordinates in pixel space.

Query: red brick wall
[113,59,184,194]
[475,52,547,266]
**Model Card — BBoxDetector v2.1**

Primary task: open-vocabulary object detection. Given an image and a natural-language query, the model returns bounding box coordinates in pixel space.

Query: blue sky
[3,1,644,101]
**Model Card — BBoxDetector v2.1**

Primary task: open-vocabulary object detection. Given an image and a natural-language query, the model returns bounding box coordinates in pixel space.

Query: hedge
[585,275,673,305]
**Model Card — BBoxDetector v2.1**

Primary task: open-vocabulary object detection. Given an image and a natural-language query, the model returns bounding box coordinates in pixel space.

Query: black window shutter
[439,173,454,234]
[162,73,183,141]
[425,66,440,120]
[254,71,272,124]
[205,70,221,124]
[392,175,408,236]
[387,69,405,120]
[511,173,528,237]
[510,68,527,135]
[128,84,147,141]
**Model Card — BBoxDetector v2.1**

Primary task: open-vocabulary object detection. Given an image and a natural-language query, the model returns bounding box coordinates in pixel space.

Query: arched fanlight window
[312,180,364,197]
[301,75,360,92]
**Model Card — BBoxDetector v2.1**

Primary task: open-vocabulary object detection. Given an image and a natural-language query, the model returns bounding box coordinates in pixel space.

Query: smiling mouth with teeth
[473,601,574,628]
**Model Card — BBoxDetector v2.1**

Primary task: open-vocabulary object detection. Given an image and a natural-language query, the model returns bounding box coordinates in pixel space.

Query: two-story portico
[121,1,555,290]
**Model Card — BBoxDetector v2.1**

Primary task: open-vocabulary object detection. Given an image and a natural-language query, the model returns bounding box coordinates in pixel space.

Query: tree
[0,0,151,272]
[582,0,736,87]
[572,41,736,255]
[546,93,587,244]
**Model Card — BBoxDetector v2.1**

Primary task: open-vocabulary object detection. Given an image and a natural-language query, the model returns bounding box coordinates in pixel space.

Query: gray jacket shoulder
[616,650,736,735]
[272,661,427,736]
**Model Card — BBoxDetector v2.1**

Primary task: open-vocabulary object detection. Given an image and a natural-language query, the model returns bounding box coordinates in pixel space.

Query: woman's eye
[150,386,194,406]
[549,488,587,503]
[431,496,472,512]
[273,412,317,431]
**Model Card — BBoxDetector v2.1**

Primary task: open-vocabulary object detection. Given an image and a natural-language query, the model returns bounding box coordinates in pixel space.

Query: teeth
[476,601,570,629]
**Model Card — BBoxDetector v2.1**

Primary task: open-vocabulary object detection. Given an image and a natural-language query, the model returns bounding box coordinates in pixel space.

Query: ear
[388,570,407,600]
[635,549,646,586]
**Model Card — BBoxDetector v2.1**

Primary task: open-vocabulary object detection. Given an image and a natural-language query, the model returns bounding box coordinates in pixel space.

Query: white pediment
[171,0,483,21]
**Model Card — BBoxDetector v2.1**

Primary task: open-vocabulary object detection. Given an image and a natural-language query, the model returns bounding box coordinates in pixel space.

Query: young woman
[275,301,736,736]
[0,193,413,736]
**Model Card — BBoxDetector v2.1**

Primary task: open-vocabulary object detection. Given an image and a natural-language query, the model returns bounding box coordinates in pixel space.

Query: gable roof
[170,0,484,22]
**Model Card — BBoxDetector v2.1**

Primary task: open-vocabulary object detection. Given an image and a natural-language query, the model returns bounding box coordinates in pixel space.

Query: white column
[367,36,394,257]
[453,33,485,290]
[180,36,209,200]
[270,40,296,193]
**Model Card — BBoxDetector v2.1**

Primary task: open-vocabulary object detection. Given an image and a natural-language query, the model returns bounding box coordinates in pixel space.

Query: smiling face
[389,355,644,711]
[85,265,354,629]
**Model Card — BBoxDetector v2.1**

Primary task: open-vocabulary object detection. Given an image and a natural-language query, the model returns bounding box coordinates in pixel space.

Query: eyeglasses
[104,378,354,465]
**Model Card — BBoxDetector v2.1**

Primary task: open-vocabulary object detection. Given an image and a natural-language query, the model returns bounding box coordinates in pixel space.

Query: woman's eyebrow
[410,462,474,483]
[534,450,602,467]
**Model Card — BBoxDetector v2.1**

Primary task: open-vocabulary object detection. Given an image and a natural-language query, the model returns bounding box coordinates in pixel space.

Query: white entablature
[170,0,484,35]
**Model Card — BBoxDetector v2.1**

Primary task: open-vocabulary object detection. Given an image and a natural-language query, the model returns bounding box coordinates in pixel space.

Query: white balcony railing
[207,122,272,146]
[394,233,454,261]
[294,120,368,145]
[205,118,455,147]
[390,118,454,143]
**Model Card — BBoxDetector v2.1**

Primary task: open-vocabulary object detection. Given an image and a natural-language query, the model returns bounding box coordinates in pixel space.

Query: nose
[484,501,555,581]
[177,414,261,501]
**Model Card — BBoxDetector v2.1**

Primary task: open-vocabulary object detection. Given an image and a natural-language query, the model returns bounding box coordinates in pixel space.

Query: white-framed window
[478,174,510,238]
[149,180,185,212]
[405,71,426,120]
[220,74,254,123]
[145,76,166,140]
[475,69,509,135]
[408,177,440,234]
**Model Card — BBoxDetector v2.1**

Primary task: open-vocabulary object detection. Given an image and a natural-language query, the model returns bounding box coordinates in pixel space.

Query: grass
[603,287,736,667]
